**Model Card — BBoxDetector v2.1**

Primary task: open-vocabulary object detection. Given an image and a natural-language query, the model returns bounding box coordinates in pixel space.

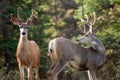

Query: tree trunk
[0,0,11,73]
[2,23,11,73]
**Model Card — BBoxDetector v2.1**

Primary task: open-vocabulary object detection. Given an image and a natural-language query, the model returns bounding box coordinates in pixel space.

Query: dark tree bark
[0,0,11,73]
[2,23,11,72]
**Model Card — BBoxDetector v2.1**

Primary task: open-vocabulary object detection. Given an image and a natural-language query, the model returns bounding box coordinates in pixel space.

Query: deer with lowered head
[11,7,40,80]
[47,12,106,80]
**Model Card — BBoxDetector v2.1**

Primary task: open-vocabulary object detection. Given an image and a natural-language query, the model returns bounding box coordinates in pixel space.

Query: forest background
[0,0,120,80]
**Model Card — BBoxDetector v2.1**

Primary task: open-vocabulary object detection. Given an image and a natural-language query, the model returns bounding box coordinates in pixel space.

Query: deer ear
[11,14,20,25]
[27,16,37,26]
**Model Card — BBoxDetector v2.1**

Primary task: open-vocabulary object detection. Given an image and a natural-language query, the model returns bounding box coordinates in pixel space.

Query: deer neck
[19,34,28,42]
[91,38,105,56]
[18,34,29,49]
[16,34,29,57]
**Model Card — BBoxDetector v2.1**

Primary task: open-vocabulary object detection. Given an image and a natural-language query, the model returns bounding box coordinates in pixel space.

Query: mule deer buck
[11,7,40,80]
[47,12,106,80]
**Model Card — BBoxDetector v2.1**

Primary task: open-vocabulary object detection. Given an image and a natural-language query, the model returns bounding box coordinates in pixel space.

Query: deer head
[76,12,102,44]
[11,7,36,36]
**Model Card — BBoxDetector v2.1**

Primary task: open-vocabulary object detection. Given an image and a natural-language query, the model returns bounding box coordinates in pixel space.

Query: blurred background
[0,0,120,80]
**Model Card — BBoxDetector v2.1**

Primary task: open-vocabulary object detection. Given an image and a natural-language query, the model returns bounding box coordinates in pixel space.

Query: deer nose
[22,32,26,35]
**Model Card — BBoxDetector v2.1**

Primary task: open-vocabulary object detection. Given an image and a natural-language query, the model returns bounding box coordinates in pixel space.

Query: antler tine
[81,19,87,33]
[89,24,93,34]
[81,14,91,33]
[81,18,86,23]
[83,13,93,34]
[29,9,34,20]
[92,12,97,25]
[17,7,22,21]
[85,14,89,23]
[81,12,102,34]
[97,16,102,21]
[85,14,92,27]
[81,14,90,24]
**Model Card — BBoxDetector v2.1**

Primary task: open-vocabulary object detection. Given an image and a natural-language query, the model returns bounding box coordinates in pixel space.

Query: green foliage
[110,0,120,4]
[0,0,120,80]
[97,27,120,54]
[0,68,20,80]
[0,39,17,53]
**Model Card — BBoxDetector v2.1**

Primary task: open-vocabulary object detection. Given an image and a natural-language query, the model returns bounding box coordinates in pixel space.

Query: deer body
[48,37,105,76]
[47,12,106,80]
[11,7,40,80]
[17,36,40,67]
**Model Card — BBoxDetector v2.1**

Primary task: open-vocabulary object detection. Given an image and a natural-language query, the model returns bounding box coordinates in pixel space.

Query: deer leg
[19,64,24,80]
[50,60,67,80]
[47,62,59,80]
[88,67,97,80]
[34,66,40,80]
[88,70,93,80]
[47,53,58,75]
[27,67,33,80]
[47,58,58,75]
[47,64,56,75]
